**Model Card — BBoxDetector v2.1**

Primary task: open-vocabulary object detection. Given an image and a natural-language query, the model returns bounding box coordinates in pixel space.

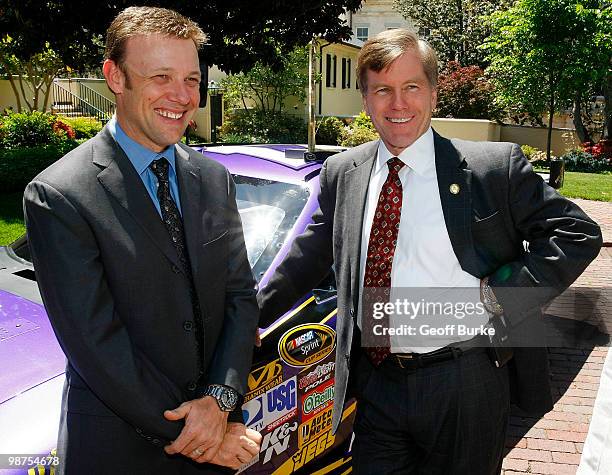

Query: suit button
[172,265,181,274]
[152,439,160,445]
[186,381,197,391]
[183,321,193,331]
[350,308,355,316]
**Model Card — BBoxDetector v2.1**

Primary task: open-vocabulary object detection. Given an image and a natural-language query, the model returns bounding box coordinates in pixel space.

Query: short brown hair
[104,6,207,70]
[357,29,438,94]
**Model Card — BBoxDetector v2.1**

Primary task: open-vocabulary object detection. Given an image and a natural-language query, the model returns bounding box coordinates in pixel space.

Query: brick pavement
[502,199,611,475]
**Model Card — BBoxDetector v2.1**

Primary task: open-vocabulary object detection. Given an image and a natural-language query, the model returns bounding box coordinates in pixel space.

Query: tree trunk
[604,70,612,140]
[6,74,22,112]
[572,93,591,144]
[17,74,34,111]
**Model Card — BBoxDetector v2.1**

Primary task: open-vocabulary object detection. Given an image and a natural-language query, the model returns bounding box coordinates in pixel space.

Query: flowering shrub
[435,62,504,121]
[339,112,379,147]
[561,146,611,173]
[52,119,76,140]
[0,111,78,148]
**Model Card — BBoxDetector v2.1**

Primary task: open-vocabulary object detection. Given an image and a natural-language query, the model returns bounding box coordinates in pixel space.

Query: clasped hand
[163,396,261,468]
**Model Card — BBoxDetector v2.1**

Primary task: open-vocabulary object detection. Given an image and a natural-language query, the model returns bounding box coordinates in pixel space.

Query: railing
[51,81,114,123]
[77,82,115,121]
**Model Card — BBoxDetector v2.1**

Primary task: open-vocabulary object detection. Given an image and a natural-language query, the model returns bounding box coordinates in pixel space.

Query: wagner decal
[301,379,334,422]
[278,324,336,367]
[298,406,333,446]
[244,359,283,402]
[260,421,298,465]
[291,431,335,472]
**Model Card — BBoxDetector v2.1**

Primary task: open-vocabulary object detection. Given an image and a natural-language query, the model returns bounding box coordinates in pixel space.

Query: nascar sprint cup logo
[278,324,336,367]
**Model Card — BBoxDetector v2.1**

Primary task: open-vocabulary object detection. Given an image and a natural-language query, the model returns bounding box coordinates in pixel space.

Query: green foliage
[0,141,80,192]
[394,0,512,67]
[316,116,345,145]
[0,36,66,112]
[339,113,379,147]
[0,111,75,148]
[58,116,103,139]
[561,148,611,173]
[435,62,503,120]
[222,47,309,114]
[218,110,307,144]
[482,0,612,157]
[0,192,26,246]
[353,111,376,131]
[1,1,362,76]
[520,145,540,161]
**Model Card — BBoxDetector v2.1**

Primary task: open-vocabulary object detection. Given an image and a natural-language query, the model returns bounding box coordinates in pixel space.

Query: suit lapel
[175,144,202,276]
[94,127,183,271]
[345,141,378,306]
[433,132,480,276]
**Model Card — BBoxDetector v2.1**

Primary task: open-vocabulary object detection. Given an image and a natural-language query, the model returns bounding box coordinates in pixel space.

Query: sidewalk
[502,199,612,475]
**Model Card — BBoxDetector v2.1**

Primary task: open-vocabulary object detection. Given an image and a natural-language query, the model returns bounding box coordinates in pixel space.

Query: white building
[344,0,415,43]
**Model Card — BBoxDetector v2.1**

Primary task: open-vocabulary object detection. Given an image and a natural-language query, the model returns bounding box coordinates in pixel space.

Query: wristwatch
[480,276,504,316]
[202,384,239,412]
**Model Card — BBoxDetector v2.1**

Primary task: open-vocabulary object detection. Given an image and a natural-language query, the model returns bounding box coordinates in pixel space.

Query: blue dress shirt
[108,117,183,216]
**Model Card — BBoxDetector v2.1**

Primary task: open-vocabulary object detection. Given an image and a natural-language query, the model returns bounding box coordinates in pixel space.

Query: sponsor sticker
[301,379,334,422]
[298,361,335,393]
[278,324,336,368]
[298,406,333,447]
[291,431,335,472]
[244,360,283,402]
[260,421,298,465]
[243,377,297,432]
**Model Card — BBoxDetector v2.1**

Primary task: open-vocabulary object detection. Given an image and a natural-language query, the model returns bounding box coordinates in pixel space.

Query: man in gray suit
[258,29,602,473]
[24,7,259,474]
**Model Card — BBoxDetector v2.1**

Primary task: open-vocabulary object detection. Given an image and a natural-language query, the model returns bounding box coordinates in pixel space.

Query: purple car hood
[0,289,65,404]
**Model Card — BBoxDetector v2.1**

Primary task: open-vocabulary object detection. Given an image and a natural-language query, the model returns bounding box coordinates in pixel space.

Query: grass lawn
[0,192,26,246]
[558,171,612,202]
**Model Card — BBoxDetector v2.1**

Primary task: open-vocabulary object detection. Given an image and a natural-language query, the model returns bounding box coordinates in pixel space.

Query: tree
[393,0,511,67]
[1,37,65,112]
[0,0,363,74]
[222,47,309,114]
[434,61,503,121]
[482,0,612,159]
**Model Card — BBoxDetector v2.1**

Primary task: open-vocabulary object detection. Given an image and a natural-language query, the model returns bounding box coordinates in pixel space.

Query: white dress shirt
[358,128,486,353]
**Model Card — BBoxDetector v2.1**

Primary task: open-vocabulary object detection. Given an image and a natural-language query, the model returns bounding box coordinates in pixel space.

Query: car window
[234,175,310,282]
[13,176,310,284]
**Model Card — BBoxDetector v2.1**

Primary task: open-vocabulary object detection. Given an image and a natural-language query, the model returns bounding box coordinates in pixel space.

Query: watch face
[221,389,238,410]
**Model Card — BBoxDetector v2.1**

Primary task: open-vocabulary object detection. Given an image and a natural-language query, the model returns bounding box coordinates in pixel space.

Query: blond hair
[104,6,207,70]
[357,29,438,94]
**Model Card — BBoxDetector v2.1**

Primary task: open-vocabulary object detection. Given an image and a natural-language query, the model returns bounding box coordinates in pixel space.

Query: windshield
[234,175,310,283]
[12,176,310,284]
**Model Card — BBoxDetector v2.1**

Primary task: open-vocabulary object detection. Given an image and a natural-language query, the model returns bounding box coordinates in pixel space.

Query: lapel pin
[449,183,461,195]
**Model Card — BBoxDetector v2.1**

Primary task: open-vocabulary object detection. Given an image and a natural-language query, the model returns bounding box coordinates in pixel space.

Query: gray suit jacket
[24,127,258,472]
[258,132,602,434]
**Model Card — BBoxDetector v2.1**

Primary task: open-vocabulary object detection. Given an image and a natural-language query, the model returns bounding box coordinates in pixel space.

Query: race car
[0,144,355,475]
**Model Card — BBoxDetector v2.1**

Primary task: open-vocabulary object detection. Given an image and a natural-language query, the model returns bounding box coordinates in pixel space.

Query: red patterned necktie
[363,157,405,366]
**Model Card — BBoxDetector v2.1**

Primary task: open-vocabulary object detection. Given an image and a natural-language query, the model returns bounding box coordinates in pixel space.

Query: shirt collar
[375,127,435,177]
[108,116,177,175]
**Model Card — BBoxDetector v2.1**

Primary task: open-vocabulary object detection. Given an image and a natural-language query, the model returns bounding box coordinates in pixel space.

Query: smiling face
[362,50,437,156]
[103,34,201,152]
